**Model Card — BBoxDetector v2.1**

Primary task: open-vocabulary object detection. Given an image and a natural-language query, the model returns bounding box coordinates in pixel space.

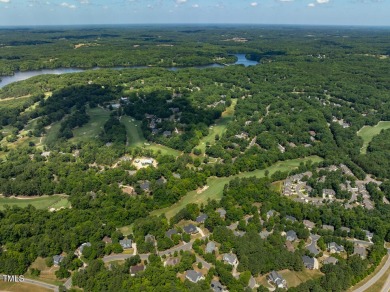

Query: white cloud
[78,0,89,4]
[192,4,199,8]
[278,0,294,2]
[61,2,76,9]
[250,2,258,6]
[308,3,315,7]
[175,0,187,4]
[316,0,329,3]
[0,0,10,3]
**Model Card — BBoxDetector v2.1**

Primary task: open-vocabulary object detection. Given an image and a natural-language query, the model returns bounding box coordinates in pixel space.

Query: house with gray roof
[183,224,198,234]
[53,255,64,266]
[144,234,155,243]
[223,253,238,266]
[196,213,208,223]
[266,210,276,219]
[206,241,216,253]
[302,255,318,270]
[119,238,132,249]
[328,242,344,253]
[353,245,367,259]
[172,173,181,179]
[322,224,335,232]
[216,208,226,218]
[268,271,286,289]
[165,228,178,239]
[185,270,204,283]
[303,220,315,230]
[234,230,246,237]
[286,230,298,242]
[363,230,374,242]
[323,257,338,265]
[259,230,272,239]
[286,215,297,222]
[340,227,351,233]
[248,276,257,289]
[211,280,227,292]
[140,181,150,191]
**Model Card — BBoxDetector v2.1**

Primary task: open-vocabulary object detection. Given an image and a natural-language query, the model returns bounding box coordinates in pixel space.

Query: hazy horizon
[1,0,389,27]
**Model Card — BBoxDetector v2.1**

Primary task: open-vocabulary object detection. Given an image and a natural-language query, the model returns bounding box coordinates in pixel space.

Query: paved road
[347,239,374,247]
[353,249,390,292]
[23,278,59,292]
[64,277,72,290]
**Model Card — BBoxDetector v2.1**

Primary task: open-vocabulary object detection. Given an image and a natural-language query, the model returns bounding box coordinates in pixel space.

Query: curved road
[23,278,59,292]
[353,249,390,292]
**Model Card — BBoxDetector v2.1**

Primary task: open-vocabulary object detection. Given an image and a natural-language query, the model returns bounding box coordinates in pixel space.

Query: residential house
[306,243,320,256]
[185,270,204,283]
[328,242,345,253]
[268,271,287,289]
[302,255,318,270]
[285,241,295,252]
[303,220,315,230]
[141,159,154,166]
[353,245,367,259]
[144,234,155,243]
[234,230,246,237]
[53,255,64,266]
[165,229,178,239]
[172,173,181,179]
[183,224,198,234]
[286,230,298,242]
[164,257,180,267]
[156,177,167,185]
[248,275,257,290]
[119,239,133,249]
[322,189,336,199]
[323,257,338,265]
[216,208,226,219]
[102,236,112,244]
[163,131,172,138]
[140,181,151,192]
[340,227,351,233]
[285,215,297,222]
[206,241,216,254]
[259,230,272,239]
[223,253,238,266]
[266,210,276,219]
[130,265,145,276]
[363,230,374,242]
[196,213,208,224]
[322,224,335,232]
[211,280,227,292]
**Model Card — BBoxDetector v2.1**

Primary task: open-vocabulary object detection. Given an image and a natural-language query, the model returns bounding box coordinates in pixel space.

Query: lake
[0,54,258,88]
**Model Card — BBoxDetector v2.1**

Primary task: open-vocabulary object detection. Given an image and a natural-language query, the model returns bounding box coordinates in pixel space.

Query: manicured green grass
[118,224,133,236]
[196,99,237,153]
[71,107,111,143]
[357,121,390,154]
[151,156,322,219]
[120,116,146,147]
[44,121,61,145]
[279,269,323,288]
[0,195,70,210]
[121,116,181,156]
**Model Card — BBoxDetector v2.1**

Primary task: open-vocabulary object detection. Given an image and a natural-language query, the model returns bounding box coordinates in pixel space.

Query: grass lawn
[151,156,322,219]
[196,99,237,153]
[0,282,52,292]
[279,269,323,288]
[44,122,61,145]
[349,253,389,291]
[71,107,111,143]
[357,121,390,154]
[27,257,64,286]
[118,224,133,236]
[121,116,181,156]
[0,195,70,211]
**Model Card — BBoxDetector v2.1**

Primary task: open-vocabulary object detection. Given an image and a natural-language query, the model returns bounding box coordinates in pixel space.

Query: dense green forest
[0,26,389,291]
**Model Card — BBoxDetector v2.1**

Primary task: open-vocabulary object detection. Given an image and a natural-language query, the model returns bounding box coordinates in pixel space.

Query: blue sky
[0,0,389,26]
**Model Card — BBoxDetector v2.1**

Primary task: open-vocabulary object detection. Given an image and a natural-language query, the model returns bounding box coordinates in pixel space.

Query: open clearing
[151,156,322,219]
[196,99,237,153]
[357,121,390,154]
[121,115,181,156]
[279,269,323,288]
[0,282,51,292]
[0,194,70,211]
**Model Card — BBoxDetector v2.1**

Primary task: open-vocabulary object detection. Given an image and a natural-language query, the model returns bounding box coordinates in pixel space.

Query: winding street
[353,249,390,292]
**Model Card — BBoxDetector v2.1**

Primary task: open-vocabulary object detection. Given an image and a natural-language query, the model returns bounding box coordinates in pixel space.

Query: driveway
[23,278,59,292]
